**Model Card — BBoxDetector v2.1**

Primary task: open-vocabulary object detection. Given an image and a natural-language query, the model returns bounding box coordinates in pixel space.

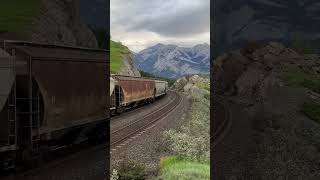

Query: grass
[0,0,40,33]
[110,40,130,73]
[301,102,320,123]
[281,66,320,93]
[159,156,210,180]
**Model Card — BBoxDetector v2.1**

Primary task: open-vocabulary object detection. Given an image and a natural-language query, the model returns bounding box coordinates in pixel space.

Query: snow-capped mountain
[135,43,210,78]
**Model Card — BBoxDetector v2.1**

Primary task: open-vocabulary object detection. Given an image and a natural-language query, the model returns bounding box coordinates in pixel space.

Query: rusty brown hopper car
[112,75,155,106]
[0,40,108,169]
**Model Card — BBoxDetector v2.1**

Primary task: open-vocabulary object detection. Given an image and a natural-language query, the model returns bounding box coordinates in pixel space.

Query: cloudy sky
[111,0,210,52]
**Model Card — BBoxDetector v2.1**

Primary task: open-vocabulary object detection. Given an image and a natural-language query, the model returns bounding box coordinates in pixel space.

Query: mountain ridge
[135,43,210,78]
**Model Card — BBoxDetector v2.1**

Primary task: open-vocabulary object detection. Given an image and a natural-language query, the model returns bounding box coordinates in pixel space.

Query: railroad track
[212,98,232,179]
[0,141,107,180]
[110,91,182,147]
[212,100,230,147]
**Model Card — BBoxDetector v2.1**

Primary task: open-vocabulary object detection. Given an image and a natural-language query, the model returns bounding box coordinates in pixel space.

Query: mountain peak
[152,43,165,48]
[135,43,210,78]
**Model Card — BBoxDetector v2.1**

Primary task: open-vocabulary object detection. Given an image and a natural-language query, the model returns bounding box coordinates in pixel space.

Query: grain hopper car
[110,74,168,115]
[0,40,109,169]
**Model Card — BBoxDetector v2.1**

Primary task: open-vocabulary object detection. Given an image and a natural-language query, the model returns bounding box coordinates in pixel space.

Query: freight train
[0,40,109,169]
[0,40,168,170]
[110,75,168,115]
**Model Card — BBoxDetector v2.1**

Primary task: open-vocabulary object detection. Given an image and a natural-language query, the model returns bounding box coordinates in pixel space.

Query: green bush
[159,156,210,180]
[290,39,316,55]
[163,95,209,161]
[117,160,147,180]
[301,102,320,123]
[280,66,320,93]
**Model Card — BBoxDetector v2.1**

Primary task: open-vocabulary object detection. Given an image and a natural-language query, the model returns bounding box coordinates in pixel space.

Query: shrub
[290,39,316,55]
[110,169,119,180]
[159,156,210,180]
[163,94,210,161]
[280,66,320,93]
[301,102,320,123]
[116,160,147,180]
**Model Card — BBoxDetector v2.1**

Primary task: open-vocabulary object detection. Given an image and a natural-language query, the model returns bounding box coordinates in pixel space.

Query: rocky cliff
[118,53,141,77]
[31,0,98,48]
[213,0,320,56]
[212,42,320,178]
[0,0,98,48]
[173,74,209,97]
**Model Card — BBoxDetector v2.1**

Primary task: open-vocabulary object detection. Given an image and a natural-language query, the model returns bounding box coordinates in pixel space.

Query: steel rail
[110,91,182,147]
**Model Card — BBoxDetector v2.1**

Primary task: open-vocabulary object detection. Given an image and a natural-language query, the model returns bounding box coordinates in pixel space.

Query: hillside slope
[212,42,320,179]
[213,0,320,56]
[0,0,98,48]
[110,40,141,76]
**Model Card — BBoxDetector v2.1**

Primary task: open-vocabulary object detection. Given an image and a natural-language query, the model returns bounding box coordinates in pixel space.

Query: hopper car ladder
[15,56,41,159]
[7,62,16,147]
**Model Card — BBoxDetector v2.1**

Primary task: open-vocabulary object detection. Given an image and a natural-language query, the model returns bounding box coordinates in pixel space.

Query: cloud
[111,0,210,52]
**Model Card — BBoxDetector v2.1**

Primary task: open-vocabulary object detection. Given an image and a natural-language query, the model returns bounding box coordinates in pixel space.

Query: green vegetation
[159,156,210,180]
[110,40,130,73]
[281,66,320,93]
[115,160,147,180]
[301,102,320,123]
[196,81,210,91]
[140,70,176,87]
[164,92,209,161]
[0,0,40,33]
[160,80,210,179]
[289,39,319,55]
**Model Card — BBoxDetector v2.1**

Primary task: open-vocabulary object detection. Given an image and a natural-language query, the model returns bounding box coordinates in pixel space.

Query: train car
[0,40,109,169]
[155,80,168,98]
[110,74,168,115]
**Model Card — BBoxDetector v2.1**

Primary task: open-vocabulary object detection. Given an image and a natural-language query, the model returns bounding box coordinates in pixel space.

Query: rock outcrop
[118,53,141,77]
[174,74,209,96]
[213,42,319,104]
[31,0,98,48]
[212,42,320,179]
[213,0,320,56]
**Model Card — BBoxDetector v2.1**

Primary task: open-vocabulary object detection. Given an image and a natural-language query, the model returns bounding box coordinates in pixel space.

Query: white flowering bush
[164,93,210,161]
[110,169,119,180]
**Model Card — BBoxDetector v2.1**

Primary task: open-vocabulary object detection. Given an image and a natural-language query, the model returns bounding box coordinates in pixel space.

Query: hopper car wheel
[40,145,50,161]
[116,106,124,115]
[20,147,42,169]
[21,148,33,169]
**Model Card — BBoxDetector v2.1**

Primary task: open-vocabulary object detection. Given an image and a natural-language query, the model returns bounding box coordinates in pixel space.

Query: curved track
[111,91,182,147]
[212,99,230,147]
[212,98,232,179]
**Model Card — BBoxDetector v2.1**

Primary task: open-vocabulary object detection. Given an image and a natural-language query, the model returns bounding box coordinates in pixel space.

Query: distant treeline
[140,71,176,87]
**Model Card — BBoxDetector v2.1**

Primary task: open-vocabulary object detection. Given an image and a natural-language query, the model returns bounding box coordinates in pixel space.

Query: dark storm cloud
[111,0,210,37]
